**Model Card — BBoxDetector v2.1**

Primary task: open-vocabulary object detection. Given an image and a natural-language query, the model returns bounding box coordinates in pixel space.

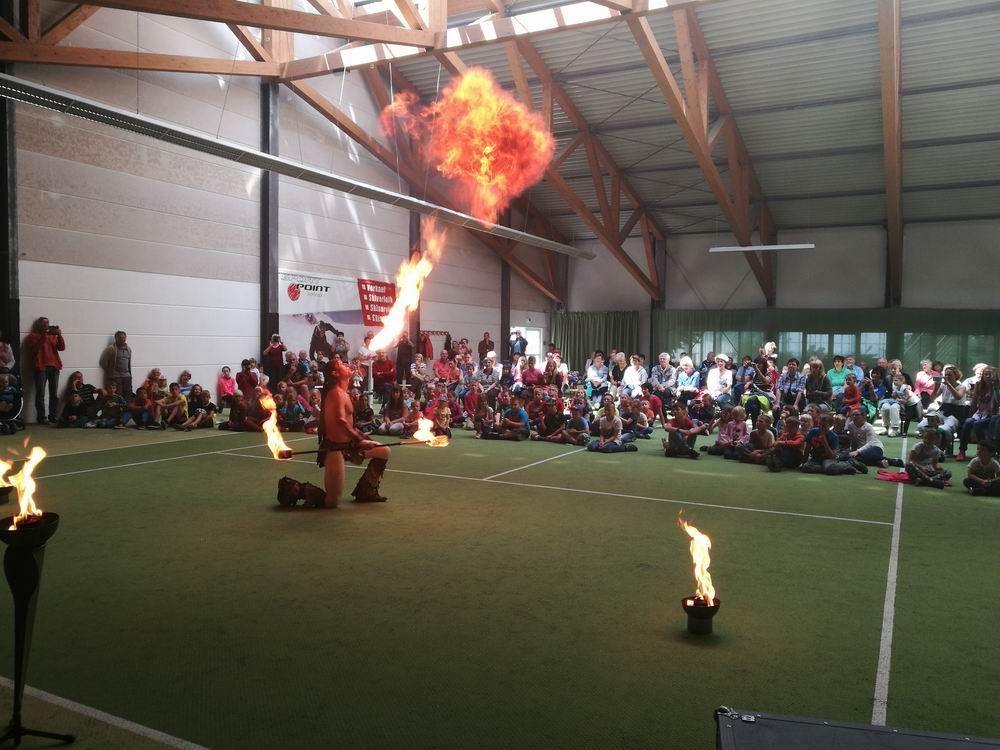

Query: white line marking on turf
[0,677,208,750]
[872,437,908,725]
[36,437,316,480]
[222,452,893,526]
[481,447,586,480]
[39,429,241,458]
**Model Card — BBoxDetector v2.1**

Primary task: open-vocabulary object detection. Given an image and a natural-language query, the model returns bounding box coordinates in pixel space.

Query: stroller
[0,369,25,435]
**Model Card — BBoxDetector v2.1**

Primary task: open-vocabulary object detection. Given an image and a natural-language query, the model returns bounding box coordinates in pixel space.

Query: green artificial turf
[0,426,995,748]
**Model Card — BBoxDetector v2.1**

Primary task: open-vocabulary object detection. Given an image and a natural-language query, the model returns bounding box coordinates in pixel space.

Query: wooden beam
[428,0,447,34]
[639,213,660,288]
[590,0,633,10]
[84,0,436,47]
[41,5,101,45]
[392,0,426,30]
[483,0,505,12]
[0,17,26,43]
[281,0,718,79]
[706,114,727,154]
[263,0,295,63]
[551,133,583,170]
[628,13,775,304]
[228,24,268,62]
[0,42,282,75]
[505,43,532,106]
[306,0,352,18]
[619,207,643,242]
[515,38,665,299]
[23,0,41,41]
[879,0,903,307]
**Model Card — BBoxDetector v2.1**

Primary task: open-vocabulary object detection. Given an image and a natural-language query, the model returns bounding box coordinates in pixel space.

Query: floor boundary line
[481,447,587,480]
[36,436,315,480]
[0,677,208,750]
[37,429,241,459]
[872,437,908,725]
[223,452,893,526]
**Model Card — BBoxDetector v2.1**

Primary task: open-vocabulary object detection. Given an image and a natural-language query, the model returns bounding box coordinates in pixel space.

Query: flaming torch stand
[0,513,75,746]
[681,596,721,636]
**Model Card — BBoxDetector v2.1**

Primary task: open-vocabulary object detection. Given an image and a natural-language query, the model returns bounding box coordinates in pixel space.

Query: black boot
[351,458,388,503]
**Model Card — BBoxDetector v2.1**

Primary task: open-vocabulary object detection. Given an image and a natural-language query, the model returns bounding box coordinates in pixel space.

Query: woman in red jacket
[24,317,65,424]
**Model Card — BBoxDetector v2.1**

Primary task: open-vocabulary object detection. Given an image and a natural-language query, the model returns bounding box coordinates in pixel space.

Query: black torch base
[0,513,75,746]
[681,595,721,635]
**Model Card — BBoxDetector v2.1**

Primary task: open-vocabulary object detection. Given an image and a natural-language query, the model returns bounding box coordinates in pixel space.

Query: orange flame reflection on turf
[260,393,291,460]
[678,514,716,606]
[412,417,449,447]
[369,219,446,352]
[7,446,46,530]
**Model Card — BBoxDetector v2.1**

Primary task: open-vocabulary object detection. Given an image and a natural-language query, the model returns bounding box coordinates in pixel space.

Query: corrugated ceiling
[391,0,1000,238]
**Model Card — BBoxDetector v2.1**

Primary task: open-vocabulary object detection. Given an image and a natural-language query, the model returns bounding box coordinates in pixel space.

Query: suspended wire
[215,34,242,140]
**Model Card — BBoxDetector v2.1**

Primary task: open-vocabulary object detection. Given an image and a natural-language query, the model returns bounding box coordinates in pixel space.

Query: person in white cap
[706,353,734,404]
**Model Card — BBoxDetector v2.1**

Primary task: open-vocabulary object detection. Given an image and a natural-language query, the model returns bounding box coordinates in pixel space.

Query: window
[831,334,855,358]
[805,334,829,363]
[859,332,887,363]
[514,327,543,360]
[967,335,996,370]
[779,332,803,362]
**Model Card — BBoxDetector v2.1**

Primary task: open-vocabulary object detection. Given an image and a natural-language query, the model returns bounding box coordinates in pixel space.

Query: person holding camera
[262,334,287,388]
[24,317,66,424]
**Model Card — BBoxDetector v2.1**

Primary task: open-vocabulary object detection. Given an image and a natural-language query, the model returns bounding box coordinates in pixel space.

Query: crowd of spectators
[3,322,998,496]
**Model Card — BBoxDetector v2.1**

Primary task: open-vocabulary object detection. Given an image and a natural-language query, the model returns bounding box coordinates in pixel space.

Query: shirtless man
[320,358,392,506]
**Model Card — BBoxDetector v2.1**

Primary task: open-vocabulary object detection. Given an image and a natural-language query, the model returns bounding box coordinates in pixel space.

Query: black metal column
[259,81,280,352]
[408,211,421,343]
[0,4,19,369]
[500,261,511,364]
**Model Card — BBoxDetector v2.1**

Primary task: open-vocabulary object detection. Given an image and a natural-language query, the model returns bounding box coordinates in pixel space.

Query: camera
[47,325,60,335]
[271,334,281,343]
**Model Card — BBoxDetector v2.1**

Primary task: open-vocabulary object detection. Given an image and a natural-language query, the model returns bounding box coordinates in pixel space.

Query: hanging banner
[356,279,397,327]
[278,269,389,362]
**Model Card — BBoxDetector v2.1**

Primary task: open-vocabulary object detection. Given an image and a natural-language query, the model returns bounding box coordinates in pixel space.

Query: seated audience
[766,416,805,472]
[95,381,127,429]
[662,402,706,459]
[587,401,636,453]
[964,443,1000,496]
[483,395,530,441]
[740,415,775,465]
[801,414,857,475]
[906,430,951,489]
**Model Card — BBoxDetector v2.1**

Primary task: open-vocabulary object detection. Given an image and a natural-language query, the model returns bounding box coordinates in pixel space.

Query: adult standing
[24,316,65,424]
[508,329,528,363]
[261,334,287,389]
[395,333,414,385]
[0,328,16,372]
[477,331,495,362]
[99,330,133,396]
[418,331,434,362]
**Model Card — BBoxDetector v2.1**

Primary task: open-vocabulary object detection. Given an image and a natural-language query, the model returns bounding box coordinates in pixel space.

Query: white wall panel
[776,226,886,308]
[903,220,1000,309]
[19,262,259,412]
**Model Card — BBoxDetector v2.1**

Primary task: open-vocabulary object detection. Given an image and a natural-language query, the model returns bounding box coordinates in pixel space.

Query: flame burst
[260,393,291,460]
[369,219,446,352]
[372,68,553,352]
[412,417,449,447]
[5,446,46,530]
[382,68,554,224]
[678,515,716,606]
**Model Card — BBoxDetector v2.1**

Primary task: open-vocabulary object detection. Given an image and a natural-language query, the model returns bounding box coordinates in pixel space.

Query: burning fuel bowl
[681,595,721,635]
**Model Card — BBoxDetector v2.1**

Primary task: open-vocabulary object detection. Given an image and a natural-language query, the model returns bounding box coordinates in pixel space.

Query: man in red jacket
[370,350,396,404]
[24,316,65,424]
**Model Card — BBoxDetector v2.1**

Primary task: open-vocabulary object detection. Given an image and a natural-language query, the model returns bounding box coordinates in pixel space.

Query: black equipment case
[715,706,1000,749]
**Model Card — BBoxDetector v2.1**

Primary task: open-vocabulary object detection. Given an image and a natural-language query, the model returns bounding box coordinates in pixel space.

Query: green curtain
[651,308,1000,375]
[551,311,640,373]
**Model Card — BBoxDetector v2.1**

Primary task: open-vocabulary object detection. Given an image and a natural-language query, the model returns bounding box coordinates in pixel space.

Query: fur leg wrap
[351,458,388,502]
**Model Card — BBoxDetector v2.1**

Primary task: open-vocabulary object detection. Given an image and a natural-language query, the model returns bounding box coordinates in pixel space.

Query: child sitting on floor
[531,399,566,441]
[840,374,862,414]
[766,416,805,472]
[707,406,747,459]
[801,413,857,475]
[123,387,153,429]
[587,401,637,453]
[354,394,377,434]
[0,374,16,418]
[964,443,1000,496]
[57,392,89,428]
[433,397,453,439]
[217,392,247,431]
[549,404,589,446]
[662,402,706,459]
[740,414,776,465]
[158,382,188,428]
[906,430,950,489]
[178,390,218,431]
[96,381,127,429]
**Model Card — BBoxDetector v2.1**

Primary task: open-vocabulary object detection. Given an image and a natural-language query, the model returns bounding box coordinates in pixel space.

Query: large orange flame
[369,218,446,352]
[260,393,291,460]
[678,515,716,606]
[6,446,46,530]
[412,417,449,447]
[372,68,552,401]
[382,68,554,224]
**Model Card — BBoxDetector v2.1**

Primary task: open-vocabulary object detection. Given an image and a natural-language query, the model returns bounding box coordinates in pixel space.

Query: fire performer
[318,358,391,506]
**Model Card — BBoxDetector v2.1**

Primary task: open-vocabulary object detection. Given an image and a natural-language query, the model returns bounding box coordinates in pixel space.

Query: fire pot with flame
[0,446,75,745]
[678,516,721,635]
